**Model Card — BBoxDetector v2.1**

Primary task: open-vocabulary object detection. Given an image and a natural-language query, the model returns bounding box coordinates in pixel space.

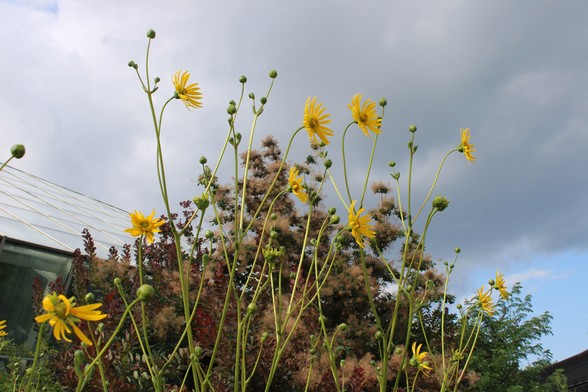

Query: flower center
[140,221,151,230]
[358,112,368,123]
[309,117,319,130]
[54,302,68,319]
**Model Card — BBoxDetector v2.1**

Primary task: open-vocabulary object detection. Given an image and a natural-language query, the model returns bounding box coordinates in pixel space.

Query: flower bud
[324,159,332,169]
[456,304,462,309]
[330,215,340,225]
[375,331,383,340]
[409,124,417,133]
[488,279,495,286]
[455,247,461,254]
[227,104,237,115]
[379,97,388,107]
[137,284,155,301]
[239,75,247,83]
[205,230,214,239]
[247,302,257,314]
[84,292,95,303]
[194,346,202,357]
[432,195,449,211]
[394,346,403,355]
[128,60,136,68]
[340,359,346,367]
[154,77,160,83]
[270,230,278,240]
[260,96,267,105]
[388,161,396,168]
[199,156,207,164]
[328,207,336,215]
[261,332,269,342]
[193,195,209,211]
[74,350,85,378]
[248,92,255,99]
[268,69,278,79]
[114,277,122,286]
[338,323,347,331]
[269,213,277,220]
[289,272,296,279]
[10,144,25,159]
[146,29,156,39]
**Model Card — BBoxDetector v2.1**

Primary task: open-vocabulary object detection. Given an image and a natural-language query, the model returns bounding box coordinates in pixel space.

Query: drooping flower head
[410,342,432,376]
[288,166,308,204]
[459,128,476,162]
[0,320,7,337]
[477,286,494,317]
[125,210,165,244]
[172,70,203,109]
[495,271,509,300]
[348,94,382,137]
[347,200,375,248]
[34,293,107,345]
[303,97,334,145]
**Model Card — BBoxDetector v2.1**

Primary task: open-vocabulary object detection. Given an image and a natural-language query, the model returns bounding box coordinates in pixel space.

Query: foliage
[467,282,555,392]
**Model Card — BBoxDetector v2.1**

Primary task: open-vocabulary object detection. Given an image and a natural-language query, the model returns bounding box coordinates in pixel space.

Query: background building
[0,165,132,347]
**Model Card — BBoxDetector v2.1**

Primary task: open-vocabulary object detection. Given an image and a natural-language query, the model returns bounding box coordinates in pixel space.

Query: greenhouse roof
[0,164,133,258]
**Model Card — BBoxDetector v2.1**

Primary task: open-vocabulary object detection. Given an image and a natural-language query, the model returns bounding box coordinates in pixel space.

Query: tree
[467,282,553,392]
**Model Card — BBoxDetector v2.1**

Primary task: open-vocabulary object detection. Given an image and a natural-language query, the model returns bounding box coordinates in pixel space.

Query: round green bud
[269,213,277,220]
[114,277,122,286]
[247,302,257,314]
[260,96,267,105]
[409,124,417,133]
[340,359,346,367]
[328,207,337,215]
[379,98,388,107]
[318,315,326,323]
[74,349,85,362]
[205,230,214,239]
[128,60,136,68]
[146,29,156,39]
[488,279,495,286]
[193,196,209,211]
[270,230,278,239]
[289,272,296,279]
[248,92,255,99]
[154,77,160,83]
[268,69,278,79]
[199,156,207,164]
[324,159,332,169]
[370,360,377,366]
[227,104,237,115]
[330,215,340,225]
[394,346,403,355]
[239,75,247,84]
[10,144,25,159]
[137,284,155,301]
[339,323,347,331]
[432,195,450,211]
[261,332,269,342]
[455,247,461,254]
[388,161,396,167]
[97,323,105,332]
[84,292,95,303]
[456,304,462,309]
[375,331,383,340]
[194,346,202,357]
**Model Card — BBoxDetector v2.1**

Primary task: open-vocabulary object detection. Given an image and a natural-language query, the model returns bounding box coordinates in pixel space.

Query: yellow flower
[125,210,165,244]
[0,320,7,337]
[34,293,106,346]
[410,342,432,376]
[459,128,476,162]
[477,286,494,317]
[288,167,308,203]
[172,70,203,109]
[495,271,509,300]
[348,94,382,137]
[348,200,375,248]
[303,97,334,145]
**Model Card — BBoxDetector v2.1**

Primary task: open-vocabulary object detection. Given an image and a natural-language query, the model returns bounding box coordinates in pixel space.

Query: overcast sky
[1,0,587,363]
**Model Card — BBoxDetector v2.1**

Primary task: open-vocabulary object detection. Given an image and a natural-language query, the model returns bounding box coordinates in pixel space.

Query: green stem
[340,122,356,203]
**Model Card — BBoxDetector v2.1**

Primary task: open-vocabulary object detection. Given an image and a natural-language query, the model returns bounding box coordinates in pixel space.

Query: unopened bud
[379,98,388,107]
[324,159,332,168]
[137,284,155,301]
[199,156,207,164]
[146,29,156,39]
[260,96,267,105]
[84,292,95,303]
[10,144,25,159]
[239,75,247,83]
[268,69,278,79]
[432,195,449,211]
[409,124,417,133]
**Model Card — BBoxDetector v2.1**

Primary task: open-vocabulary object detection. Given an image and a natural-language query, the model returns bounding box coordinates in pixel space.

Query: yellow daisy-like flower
[172,70,203,110]
[348,94,382,137]
[495,271,509,300]
[477,286,494,317]
[347,200,375,248]
[125,210,165,244]
[288,166,308,204]
[410,342,432,376]
[0,320,7,337]
[459,128,476,162]
[303,97,334,145]
[34,293,107,346]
